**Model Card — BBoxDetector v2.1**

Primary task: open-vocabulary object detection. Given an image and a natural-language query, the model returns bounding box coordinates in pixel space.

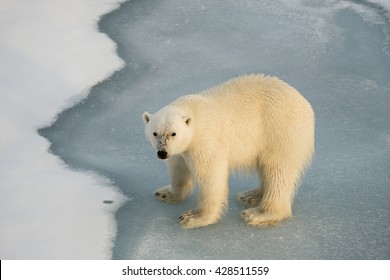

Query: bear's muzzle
[157,150,168,160]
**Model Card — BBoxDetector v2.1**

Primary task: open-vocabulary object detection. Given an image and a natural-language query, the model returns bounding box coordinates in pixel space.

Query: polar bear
[143,74,314,229]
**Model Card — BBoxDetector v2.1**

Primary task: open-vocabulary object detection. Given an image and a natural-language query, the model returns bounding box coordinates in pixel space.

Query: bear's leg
[179,162,229,229]
[241,163,301,227]
[155,155,193,203]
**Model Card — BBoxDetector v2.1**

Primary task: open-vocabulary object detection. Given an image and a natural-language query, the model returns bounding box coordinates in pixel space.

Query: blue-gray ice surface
[39,0,390,259]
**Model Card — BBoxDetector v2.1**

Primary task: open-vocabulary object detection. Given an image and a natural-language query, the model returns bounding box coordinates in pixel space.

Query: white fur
[143,74,315,228]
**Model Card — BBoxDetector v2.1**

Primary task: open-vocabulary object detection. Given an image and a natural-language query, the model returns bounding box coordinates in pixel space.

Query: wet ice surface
[40,0,390,259]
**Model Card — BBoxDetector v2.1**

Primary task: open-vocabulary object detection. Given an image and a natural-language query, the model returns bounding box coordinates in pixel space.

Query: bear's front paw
[241,207,288,227]
[179,209,217,229]
[154,185,184,203]
[237,189,262,208]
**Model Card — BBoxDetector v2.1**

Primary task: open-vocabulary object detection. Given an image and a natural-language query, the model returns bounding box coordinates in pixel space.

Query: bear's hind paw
[237,189,262,208]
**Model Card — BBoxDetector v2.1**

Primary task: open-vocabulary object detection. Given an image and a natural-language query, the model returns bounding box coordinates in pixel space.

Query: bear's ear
[184,116,191,126]
[143,112,152,124]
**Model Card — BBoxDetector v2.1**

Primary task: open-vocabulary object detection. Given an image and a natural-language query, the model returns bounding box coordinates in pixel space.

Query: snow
[1,0,390,259]
[0,0,127,259]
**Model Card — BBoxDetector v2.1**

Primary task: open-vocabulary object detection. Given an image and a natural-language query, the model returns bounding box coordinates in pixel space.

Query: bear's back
[172,74,314,171]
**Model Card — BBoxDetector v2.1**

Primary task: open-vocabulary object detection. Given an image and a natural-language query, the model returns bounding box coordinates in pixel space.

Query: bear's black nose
[157,150,168,159]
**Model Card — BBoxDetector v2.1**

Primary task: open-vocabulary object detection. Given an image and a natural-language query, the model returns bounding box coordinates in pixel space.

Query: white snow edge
[0,0,127,259]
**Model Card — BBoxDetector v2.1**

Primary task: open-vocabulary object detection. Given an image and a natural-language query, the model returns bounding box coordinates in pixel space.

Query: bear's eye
[171,132,176,137]
[153,132,157,137]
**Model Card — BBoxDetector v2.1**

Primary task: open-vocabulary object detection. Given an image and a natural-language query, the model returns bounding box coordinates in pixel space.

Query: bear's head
[143,106,193,160]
